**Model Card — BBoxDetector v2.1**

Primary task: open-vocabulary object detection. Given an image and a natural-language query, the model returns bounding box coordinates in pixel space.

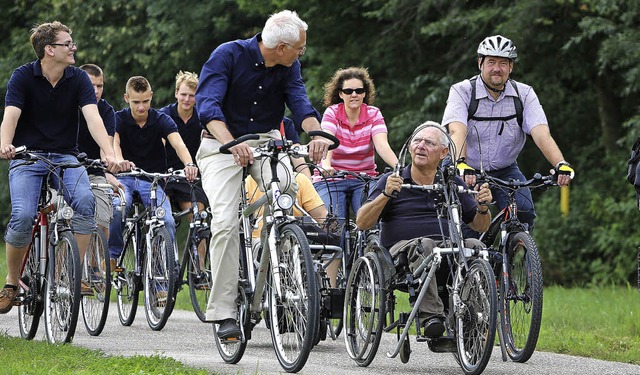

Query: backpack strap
[467,76,524,128]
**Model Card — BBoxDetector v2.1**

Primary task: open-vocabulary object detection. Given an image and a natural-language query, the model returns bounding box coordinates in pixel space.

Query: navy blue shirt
[160,103,201,170]
[368,166,478,249]
[5,60,96,153]
[78,99,116,157]
[115,107,178,173]
[195,33,320,138]
[281,116,301,144]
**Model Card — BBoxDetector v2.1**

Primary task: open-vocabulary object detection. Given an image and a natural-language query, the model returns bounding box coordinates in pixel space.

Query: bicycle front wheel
[116,225,140,326]
[18,232,43,340]
[268,223,318,373]
[44,230,81,344]
[144,226,176,331]
[499,231,543,362]
[455,258,497,375]
[82,229,111,336]
[187,228,211,322]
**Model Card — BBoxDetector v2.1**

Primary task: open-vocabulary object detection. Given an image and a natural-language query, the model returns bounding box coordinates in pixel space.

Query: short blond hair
[175,70,198,91]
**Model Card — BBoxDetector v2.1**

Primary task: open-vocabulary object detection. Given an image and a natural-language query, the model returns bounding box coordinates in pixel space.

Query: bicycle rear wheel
[213,284,248,364]
[44,230,81,344]
[268,224,318,373]
[116,226,140,326]
[82,229,111,336]
[499,231,543,362]
[455,258,497,375]
[187,228,211,322]
[18,232,43,340]
[344,251,385,367]
[144,226,176,331]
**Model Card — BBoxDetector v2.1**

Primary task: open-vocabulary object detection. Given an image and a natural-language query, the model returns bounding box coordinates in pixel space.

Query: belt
[201,130,216,140]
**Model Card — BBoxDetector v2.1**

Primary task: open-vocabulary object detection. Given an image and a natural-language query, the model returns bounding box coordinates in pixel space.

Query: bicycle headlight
[276,193,294,210]
[60,206,74,220]
[155,206,166,219]
[200,211,208,220]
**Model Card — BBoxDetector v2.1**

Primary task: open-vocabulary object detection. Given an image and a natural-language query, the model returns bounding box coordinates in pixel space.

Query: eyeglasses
[411,137,441,148]
[283,42,306,54]
[341,88,365,95]
[50,42,77,49]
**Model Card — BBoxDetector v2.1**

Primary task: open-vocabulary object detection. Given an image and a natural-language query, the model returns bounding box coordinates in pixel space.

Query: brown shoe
[0,286,18,314]
[81,281,95,297]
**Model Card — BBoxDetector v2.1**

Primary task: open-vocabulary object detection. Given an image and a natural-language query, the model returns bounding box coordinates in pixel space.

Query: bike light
[155,207,166,219]
[200,211,208,220]
[60,206,74,220]
[276,193,294,210]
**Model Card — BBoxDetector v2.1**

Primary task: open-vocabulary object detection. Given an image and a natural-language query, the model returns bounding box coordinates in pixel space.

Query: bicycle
[310,169,382,341]
[477,172,557,363]
[13,147,98,343]
[112,167,180,331]
[212,131,338,373]
[170,175,212,322]
[343,131,498,374]
[81,179,126,336]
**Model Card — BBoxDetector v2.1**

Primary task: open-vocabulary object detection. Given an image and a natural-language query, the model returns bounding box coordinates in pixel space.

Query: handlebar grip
[307,130,340,150]
[14,146,27,155]
[219,134,261,154]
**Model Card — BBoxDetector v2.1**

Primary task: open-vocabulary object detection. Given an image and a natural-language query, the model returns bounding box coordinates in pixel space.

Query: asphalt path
[1,304,639,375]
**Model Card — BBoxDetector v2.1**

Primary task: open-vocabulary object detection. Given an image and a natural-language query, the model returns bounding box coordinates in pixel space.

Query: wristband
[555,160,570,169]
[185,162,196,167]
[382,191,394,199]
[476,207,489,215]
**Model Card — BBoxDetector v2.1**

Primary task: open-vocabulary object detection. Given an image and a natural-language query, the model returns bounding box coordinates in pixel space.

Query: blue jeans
[5,153,96,248]
[108,176,175,259]
[314,178,370,220]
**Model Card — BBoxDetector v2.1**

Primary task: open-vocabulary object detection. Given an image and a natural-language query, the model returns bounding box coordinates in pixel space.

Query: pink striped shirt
[321,103,388,176]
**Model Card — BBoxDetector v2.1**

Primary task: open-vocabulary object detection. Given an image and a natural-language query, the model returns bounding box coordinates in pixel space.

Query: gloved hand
[456,157,476,177]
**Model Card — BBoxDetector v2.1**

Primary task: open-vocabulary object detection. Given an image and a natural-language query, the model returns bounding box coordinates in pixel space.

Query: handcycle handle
[400,183,478,195]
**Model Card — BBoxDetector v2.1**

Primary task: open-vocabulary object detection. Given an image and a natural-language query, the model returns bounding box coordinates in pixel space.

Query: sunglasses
[341,88,365,95]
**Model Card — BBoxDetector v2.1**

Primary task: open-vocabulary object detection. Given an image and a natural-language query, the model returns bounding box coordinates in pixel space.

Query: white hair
[412,121,450,147]
[261,10,308,48]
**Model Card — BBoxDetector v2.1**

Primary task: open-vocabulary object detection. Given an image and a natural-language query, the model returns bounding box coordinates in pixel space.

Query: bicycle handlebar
[477,172,557,190]
[218,130,340,157]
[400,183,479,195]
[115,167,186,180]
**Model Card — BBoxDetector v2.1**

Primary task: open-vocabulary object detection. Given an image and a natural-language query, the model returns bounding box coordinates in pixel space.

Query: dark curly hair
[323,67,376,108]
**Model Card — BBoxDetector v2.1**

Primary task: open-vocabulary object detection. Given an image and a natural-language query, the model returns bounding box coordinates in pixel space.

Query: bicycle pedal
[426,336,456,353]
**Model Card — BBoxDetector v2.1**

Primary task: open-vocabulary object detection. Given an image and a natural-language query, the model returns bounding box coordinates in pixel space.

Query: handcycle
[212,131,338,373]
[477,171,558,363]
[169,174,212,322]
[343,131,498,374]
[112,167,180,331]
[309,168,383,341]
[13,147,100,343]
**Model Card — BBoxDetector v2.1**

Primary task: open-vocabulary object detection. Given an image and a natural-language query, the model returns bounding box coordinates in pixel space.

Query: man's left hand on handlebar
[184,164,199,182]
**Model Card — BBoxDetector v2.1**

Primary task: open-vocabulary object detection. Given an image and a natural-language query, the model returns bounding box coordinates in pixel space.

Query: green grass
[2,242,640,372]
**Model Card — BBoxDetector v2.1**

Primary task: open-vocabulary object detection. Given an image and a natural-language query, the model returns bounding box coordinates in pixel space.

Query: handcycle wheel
[499,231,543,363]
[454,258,497,375]
[143,226,176,331]
[344,251,385,367]
[187,228,211,322]
[116,225,140,326]
[18,232,43,340]
[44,230,81,344]
[213,284,248,364]
[82,229,111,336]
[268,223,318,373]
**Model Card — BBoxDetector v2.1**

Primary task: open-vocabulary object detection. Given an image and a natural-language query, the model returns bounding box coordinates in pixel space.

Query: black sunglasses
[341,88,365,95]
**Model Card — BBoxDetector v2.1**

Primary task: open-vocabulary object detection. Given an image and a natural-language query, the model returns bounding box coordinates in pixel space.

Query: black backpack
[626,136,640,208]
[467,75,524,128]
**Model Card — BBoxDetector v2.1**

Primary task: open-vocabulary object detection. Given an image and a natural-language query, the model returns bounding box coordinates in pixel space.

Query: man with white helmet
[442,35,574,234]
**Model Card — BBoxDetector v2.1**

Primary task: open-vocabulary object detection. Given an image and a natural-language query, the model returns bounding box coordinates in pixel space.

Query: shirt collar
[335,103,369,126]
[251,33,266,70]
[32,59,75,80]
[475,76,517,102]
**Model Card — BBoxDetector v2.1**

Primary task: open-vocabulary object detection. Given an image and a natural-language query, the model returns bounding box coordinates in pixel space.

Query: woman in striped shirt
[313,66,398,221]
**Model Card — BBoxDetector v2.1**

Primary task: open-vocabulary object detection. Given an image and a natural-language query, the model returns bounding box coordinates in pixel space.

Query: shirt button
[253,101,257,105]
[258,86,262,90]
[250,118,254,122]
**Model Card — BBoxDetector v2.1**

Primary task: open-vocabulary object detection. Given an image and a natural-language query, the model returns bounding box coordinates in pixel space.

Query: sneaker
[216,318,241,339]
[81,281,95,297]
[0,285,18,314]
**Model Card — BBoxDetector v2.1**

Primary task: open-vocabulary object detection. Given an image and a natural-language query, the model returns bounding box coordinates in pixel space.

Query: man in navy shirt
[108,76,198,303]
[0,22,119,313]
[195,10,329,338]
[356,122,492,338]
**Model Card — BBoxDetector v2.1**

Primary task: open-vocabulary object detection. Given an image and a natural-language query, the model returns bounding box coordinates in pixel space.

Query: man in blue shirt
[195,10,329,338]
[0,22,119,313]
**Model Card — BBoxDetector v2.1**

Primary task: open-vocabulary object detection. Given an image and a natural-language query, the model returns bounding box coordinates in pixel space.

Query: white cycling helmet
[477,35,517,60]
